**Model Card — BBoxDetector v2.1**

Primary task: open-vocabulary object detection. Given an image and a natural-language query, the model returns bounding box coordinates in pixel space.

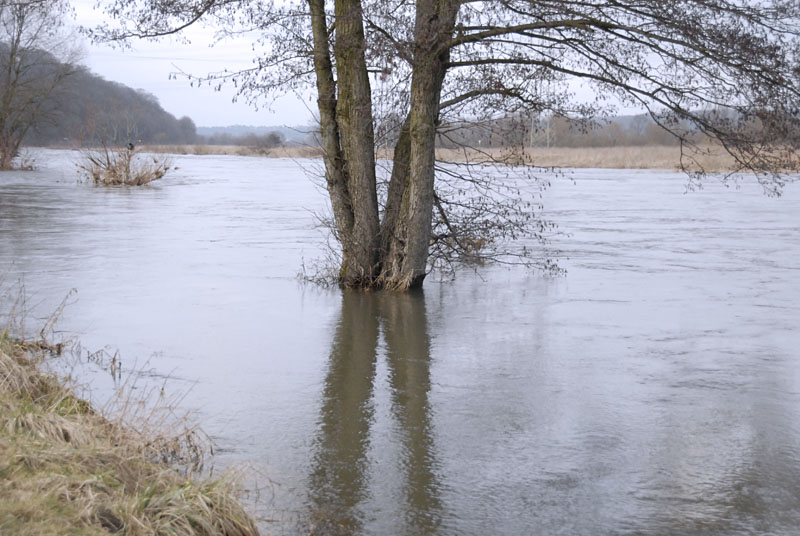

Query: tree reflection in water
[308,290,441,535]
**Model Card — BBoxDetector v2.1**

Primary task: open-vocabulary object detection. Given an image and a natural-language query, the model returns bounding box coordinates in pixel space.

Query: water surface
[1,150,799,535]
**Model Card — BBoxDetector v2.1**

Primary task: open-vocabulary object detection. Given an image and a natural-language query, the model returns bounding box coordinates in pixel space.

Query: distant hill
[26,65,198,147]
[23,57,314,147]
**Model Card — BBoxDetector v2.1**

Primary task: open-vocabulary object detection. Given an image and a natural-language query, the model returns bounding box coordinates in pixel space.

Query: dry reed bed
[138,144,743,170]
[141,144,324,158]
[0,333,259,536]
[435,145,739,171]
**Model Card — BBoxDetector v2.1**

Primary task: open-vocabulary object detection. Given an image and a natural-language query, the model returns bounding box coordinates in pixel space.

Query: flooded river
[2,150,799,535]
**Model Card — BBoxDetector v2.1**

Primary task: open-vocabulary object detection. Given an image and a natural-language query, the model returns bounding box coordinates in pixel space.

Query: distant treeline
[196,125,314,145]
[434,113,681,149]
[332,112,687,152]
[432,107,793,149]
[198,131,284,149]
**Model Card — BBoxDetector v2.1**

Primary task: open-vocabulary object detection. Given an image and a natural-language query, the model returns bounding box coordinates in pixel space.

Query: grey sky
[72,0,314,127]
[70,2,641,128]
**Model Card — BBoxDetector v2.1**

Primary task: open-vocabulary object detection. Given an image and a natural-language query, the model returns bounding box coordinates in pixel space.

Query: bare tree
[94,0,800,290]
[0,0,78,169]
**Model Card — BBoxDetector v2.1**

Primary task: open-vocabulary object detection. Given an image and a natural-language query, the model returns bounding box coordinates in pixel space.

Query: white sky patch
[67,1,643,128]
[70,0,313,127]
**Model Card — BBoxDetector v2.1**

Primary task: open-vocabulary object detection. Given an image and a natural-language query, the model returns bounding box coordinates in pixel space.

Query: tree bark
[378,0,457,290]
[332,0,380,286]
[309,0,458,290]
[377,116,411,280]
[308,0,355,272]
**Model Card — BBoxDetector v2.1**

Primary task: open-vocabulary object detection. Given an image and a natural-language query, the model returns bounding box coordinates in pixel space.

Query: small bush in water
[78,145,172,186]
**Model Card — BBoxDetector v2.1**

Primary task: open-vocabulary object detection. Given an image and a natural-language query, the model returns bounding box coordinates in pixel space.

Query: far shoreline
[137,143,739,171]
[32,143,753,172]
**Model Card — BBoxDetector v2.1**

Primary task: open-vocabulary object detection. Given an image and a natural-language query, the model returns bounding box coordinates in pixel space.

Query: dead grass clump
[0,334,260,536]
[77,145,173,186]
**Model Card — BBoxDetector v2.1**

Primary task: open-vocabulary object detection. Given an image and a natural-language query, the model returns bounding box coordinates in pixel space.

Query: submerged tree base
[0,333,260,536]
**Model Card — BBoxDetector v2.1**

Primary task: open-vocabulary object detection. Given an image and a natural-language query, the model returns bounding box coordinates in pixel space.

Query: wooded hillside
[18,56,197,147]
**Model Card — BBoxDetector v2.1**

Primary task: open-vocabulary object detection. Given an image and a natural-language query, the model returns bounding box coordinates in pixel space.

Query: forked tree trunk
[309,0,457,290]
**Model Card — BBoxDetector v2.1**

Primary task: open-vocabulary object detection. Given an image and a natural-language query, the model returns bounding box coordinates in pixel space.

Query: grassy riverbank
[0,333,259,536]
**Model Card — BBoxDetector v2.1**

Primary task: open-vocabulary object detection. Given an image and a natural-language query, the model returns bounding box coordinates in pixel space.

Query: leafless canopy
[93,0,800,288]
[0,0,78,169]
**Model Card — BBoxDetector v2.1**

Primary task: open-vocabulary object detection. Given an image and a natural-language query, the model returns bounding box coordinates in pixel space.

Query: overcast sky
[71,0,314,128]
[69,2,642,129]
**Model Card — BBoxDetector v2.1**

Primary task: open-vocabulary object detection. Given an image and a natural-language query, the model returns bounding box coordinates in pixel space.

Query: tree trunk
[309,0,457,290]
[377,0,457,290]
[332,0,380,286]
[377,117,411,280]
[308,0,381,287]
[308,0,356,273]
[0,139,12,170]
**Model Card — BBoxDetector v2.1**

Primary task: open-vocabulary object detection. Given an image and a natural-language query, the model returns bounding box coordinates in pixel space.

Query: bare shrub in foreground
[77,144,172,186]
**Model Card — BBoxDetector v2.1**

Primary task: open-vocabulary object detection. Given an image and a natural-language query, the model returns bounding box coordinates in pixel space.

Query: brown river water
[1,149,799,535]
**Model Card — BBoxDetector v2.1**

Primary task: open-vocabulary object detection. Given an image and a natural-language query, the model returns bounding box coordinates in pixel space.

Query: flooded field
[1,149,799,535]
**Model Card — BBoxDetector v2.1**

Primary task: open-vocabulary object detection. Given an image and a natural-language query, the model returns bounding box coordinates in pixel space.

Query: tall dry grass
[0,332,260,536]
[435,144,739,171]
[134,143,747,171]
[141,144,324,159]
